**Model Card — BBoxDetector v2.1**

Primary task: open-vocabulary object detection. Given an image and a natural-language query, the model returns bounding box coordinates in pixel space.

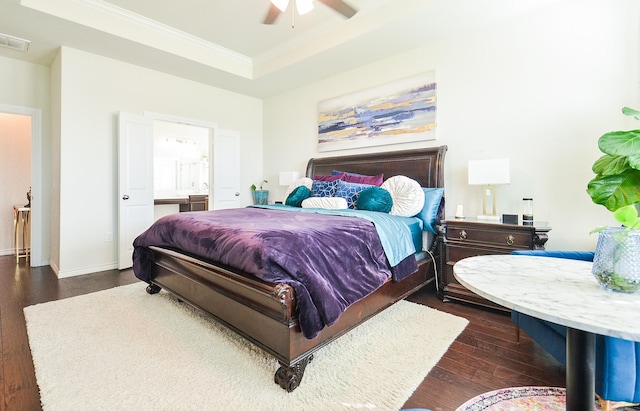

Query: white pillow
[285,177,313,199]
[381,175,425,217]
[301,197,348,210]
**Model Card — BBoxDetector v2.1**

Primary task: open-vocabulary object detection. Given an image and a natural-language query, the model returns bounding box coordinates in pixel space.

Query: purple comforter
[133,207,416,339]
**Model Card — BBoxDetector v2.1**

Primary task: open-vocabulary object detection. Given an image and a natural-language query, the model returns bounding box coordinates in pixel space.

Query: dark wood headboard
[306,146,447,189]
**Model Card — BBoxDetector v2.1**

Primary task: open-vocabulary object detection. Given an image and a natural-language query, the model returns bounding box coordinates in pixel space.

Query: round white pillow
[381,175,425,217]
[285,177,313,199]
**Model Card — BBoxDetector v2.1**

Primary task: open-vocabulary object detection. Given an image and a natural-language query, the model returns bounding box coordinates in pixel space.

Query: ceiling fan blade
[262,3,282,24]
[318,0,357,19]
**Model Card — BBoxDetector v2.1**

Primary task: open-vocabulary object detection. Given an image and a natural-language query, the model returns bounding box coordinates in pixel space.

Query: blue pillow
[356,186,393,213]
[311,179,339,197]
[415,187,444,233]
[285,185,311,207]
[336,180,373,209]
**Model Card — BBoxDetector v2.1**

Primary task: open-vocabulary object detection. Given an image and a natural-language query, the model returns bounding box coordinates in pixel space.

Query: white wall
[264,0,640,251]
[54,46,263,277]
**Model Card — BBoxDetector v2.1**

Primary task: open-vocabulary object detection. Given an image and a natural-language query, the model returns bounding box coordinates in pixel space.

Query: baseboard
[56,262,118,278]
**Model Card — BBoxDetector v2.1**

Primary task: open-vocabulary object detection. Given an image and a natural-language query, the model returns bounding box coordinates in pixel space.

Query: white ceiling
[0,0,559,98]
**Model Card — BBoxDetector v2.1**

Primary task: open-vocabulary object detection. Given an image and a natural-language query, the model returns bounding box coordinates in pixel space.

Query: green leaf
[622,106,640,120]
[592,154,629,175]
[598,129,640,157]
[587,170,640,211]
[629,153,640,171]
[614,204,639,226]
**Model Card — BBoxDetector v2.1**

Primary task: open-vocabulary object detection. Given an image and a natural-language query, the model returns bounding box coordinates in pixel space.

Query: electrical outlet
[105,232,113,242]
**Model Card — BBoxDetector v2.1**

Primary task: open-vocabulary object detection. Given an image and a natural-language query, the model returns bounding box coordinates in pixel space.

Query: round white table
[453,254,640,411]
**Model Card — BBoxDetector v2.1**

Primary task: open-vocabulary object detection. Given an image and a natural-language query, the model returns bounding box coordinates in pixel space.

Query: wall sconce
[468,158,510,220]
[279,171,301,186]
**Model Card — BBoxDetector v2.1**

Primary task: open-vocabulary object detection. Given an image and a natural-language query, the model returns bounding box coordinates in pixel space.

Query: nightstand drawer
[447,244,496,262]
[446,226,531,249]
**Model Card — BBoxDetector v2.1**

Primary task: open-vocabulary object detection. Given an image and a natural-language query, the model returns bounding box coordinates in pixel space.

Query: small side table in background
[13,205,30,263]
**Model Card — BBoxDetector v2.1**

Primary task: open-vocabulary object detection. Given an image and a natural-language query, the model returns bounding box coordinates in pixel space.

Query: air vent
[0,33,30,52]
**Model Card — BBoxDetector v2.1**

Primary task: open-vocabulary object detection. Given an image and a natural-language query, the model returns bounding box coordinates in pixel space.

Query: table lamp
[468,158,510,220]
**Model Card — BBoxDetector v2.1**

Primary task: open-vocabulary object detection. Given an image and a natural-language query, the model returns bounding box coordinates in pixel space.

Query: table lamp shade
[468,159,510,219]
[279,171,301,186]
[468,159,511,185]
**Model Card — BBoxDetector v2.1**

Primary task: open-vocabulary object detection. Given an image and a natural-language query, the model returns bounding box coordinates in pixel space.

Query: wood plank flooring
[0,255,564,411]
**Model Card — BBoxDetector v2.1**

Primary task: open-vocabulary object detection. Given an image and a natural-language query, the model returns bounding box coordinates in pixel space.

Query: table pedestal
[566,328,595,411]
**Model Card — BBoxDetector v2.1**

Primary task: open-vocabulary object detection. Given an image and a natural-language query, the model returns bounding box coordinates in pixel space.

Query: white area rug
[25,282,467,411]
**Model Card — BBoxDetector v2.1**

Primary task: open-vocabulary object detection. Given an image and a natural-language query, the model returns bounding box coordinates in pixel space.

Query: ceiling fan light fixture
[270,0,289,13]
[296,0,314,15]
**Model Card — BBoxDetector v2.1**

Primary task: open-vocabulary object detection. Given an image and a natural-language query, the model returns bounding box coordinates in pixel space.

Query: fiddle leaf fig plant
[587,107,640,231]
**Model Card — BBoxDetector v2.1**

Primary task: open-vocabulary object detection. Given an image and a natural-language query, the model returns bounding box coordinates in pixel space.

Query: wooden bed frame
[144,146,447,391]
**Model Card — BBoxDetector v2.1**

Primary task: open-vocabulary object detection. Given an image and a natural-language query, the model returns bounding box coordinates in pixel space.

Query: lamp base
[477,214,501,221]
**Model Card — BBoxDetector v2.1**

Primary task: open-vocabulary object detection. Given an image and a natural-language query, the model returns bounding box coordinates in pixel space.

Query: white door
[212,129,241,209]
[118,112,154,269]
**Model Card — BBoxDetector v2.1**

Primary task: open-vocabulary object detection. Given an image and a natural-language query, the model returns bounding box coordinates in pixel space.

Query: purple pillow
[313,173,345,182]
[332,170,384,186]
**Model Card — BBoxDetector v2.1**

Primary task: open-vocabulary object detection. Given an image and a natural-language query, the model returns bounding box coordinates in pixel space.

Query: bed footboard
[146,246,436,391]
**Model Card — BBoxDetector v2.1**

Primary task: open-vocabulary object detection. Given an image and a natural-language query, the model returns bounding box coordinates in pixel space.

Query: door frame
[0,104,43,266]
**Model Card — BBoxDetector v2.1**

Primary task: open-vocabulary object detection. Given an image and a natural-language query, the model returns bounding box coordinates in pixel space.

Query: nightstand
[437,218,551,311]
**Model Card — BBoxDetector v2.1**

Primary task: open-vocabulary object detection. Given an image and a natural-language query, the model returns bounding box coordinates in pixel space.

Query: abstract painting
[318,71,436,152]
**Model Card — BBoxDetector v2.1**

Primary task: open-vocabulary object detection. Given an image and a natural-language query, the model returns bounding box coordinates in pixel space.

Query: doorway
[0,105,43,267]
[117,111,241,269]
[152,120,210,220]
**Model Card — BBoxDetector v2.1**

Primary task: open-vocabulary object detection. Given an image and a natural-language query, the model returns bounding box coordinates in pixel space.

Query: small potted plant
[251,179,269,205]
[586,106,640,292]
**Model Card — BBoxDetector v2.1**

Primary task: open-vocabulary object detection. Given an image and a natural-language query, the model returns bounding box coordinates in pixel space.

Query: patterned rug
[456,386,638,411]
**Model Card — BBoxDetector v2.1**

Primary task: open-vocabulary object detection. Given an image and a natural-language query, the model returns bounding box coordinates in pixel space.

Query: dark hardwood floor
[0,255,564,411]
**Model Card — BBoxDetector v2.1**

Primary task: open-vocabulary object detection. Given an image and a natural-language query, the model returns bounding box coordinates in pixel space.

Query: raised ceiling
[0,0,558,97]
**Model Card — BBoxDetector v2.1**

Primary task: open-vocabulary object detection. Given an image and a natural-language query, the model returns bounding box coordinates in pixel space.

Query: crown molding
[20,0,254,78]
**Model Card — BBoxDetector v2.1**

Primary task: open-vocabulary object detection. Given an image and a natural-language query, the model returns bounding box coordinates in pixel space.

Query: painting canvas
[318,72,436,152]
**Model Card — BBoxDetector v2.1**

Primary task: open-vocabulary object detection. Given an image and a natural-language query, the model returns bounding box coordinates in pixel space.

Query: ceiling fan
[263,0,357,25]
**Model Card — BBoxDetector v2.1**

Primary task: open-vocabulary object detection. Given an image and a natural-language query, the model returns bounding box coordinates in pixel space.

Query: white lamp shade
[279,171,301,186]
[468,159,511,185]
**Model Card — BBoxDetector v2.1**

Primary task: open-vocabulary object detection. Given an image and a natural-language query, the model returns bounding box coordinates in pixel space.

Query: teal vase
[252,190,269,205]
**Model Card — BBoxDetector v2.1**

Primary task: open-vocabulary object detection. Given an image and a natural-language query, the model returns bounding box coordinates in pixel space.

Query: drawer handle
[506,235,515,246]
[459,230,467,240]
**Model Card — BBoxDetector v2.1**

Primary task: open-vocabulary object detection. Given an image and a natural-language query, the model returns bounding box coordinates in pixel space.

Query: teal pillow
[415,187,444,233]
[356,186,393,213]
[285,185,311,207]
